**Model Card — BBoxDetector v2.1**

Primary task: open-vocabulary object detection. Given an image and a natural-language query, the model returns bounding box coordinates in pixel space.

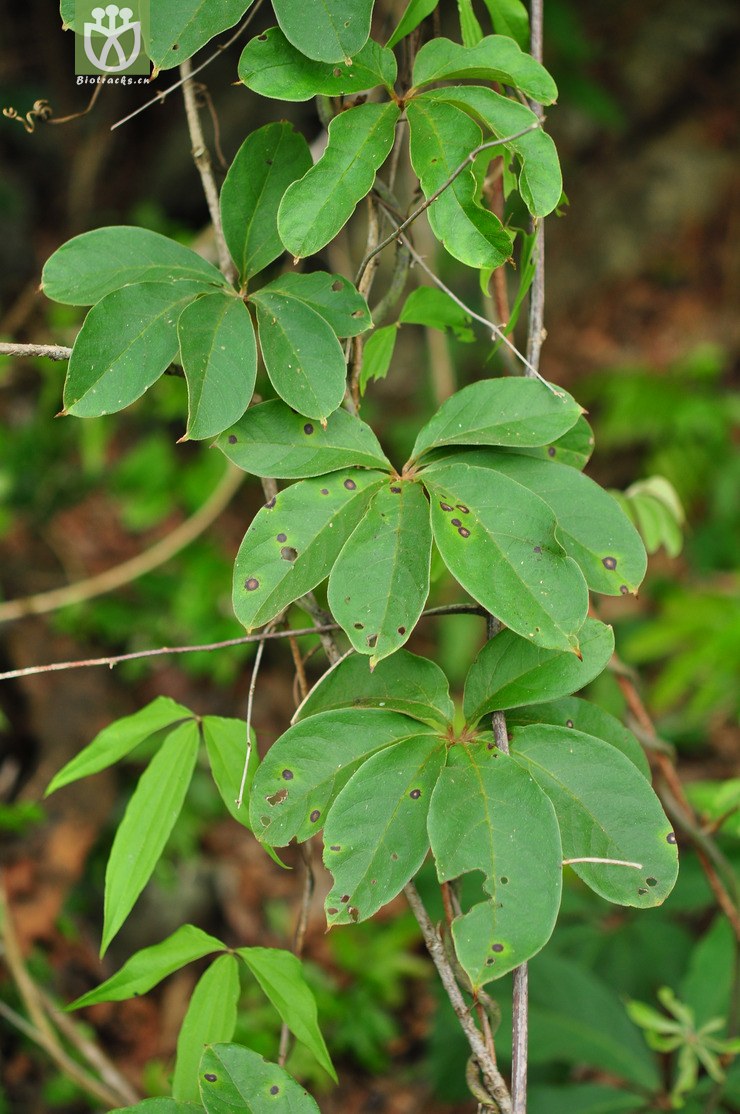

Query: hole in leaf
[354,622,364,629]
[257,32,268,40]
[331,280,343,291]
[646,877,657,886]
[341,894,350,903]
[265,496,276,509]
[367,634,378,648]
[267,789,288,806]
[327,907,338,915]
[637,887,647,895]
[348,906,359,922]
[281,546,298,561]
[390,485,402,493]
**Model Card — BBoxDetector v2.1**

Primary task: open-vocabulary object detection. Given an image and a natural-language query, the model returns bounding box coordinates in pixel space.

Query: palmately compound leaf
[102,720,200,954]
[217,400,390,479]
[407,99,512,271]
[237,947,336,1080]
[468,452,648,596]
[463,618,614,724]
[412,35,558,104]
[423,461,588,653]
[506,697,650,779]
[41,226,227,306]
[511,725,679,907]
[328,479,432,664]
[177,293,257,440]
[233,469,386,631]
[46,696,193,795]
[428,743,562,988]
[199,1044,320,1113]
[251,289,346,420]
[257,271,372,337]
[501,412,594,471]
[272,0,373,63]
[323,733,446,925]
[294,649,454,729]
[201,717,258,827]
[278,101,400,259]
[238,28,397,101]
[63,281,205,417]
[249,708,429,845]
[68,924,226,1009]
[148,0,256,70]
[172,955,240,1102]
[219,122,312,283]
[409,377,581,462]
[419,86,562,217]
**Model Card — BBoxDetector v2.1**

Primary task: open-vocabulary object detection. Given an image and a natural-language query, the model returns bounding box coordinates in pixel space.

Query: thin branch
[236,634,267,809]
[110,0,266,132]
[356,124,541,287]
[180,58,237,285]
[0,343,71,361]
[404,881,512,1114]
[0,465,244,624]
[279,842,315,1067]
[0,604,485,683]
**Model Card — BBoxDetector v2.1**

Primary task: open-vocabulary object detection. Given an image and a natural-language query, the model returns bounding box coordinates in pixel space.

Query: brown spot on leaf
[533,545,542,553]
[270,1085,280,1095]
[348,906,359,922]
[458,527,470,538]
[267,789,288,806]
[397,626,406,635]
[390,485,402,493]
[602,556,617,570]
[321,488,329,495]
[245,577,259,591]
[344,478,357,490]
[228,435,237,444]
[329,845,340,851]
[204,1073,218,1082]
[456,504,469,513]
[451,518,461,527]
[409,788,421,799]
[548,447,556,457]
[276,532,287,543]
[492,943,504,953]
[310,809,320,823]
[265,496,276,509]
[281,769,293,781]
[566,719,574,728]
[439,502,453,512]
[391,852,398,861]
[667,832,677,844]
[333,67,342,76]
[281,546,298,561]
[341,894,350,903]
[331,280,343,291]
[327,907,338,915]
[620,584,629,595]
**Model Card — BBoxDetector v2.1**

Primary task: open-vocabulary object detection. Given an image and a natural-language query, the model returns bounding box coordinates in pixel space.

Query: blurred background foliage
[0,0,738,1111]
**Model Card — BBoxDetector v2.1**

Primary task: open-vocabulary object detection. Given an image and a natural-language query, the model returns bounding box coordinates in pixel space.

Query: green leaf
[428,743,562,988]
[387,0,439,48]
[238,28,397,101]
[102,721,201,953]
[424,461,588,652]
[218,400,389,479]
[528,1085,645,1114]
[410,378,581,461]
[249,709,428,844]
[199,1044,320,1113]
[328,479,432,664]
[511,724,679,907]
[148,0,255,70]
[463,619,614,724]
[257,272,372,337]
[323,733,446,924]
[481,0,529,49]
[252,290,346,420]
[237,948,335,1080]
[220,123,313,283]
[406,99,512,271]
[68,924,226,1009]
[233,468,386,630]
[507,697,650,779]
[278,102,400,259]
[502,412,594,471]
[272,0,373,63]
[177,293,256,440]
[114,1102,202,1113]
[42,226,226,306]
[359,325,398,393]
[399,286,474,341]
[294,649,454,728]
[201,716,257,827]
[63,281,205,418]
[681,916,734,1025]
[46,696,192,795]
[412,35,558,104]
[172,955,240,1102]
[420,86,562,217]
[469,453,648,595]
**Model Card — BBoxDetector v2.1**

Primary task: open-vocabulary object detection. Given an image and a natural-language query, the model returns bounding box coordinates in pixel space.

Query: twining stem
[180,58,237,286]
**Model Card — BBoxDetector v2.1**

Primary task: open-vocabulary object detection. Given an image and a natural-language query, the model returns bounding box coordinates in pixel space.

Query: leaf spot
[602,556,618,570]
[281,546,298,561]
[267,789,288,806]
[548,447,556,457]
[491,943,504,953]
[390,485,402,493]
[281,769,294,781]
[646,877,657,886]
[310,809,321,823]
[620,584,629,595]
[500,876,509,884]
[409,788,421,799]
[333,67,342,76]
[327,907,338,915]
[391,852,398,861]
[456,504,469,513]
[348,906,359,922]
[565,719,574,728]
[397,626,406,635]
[354,622,364,630]
[340,894,350,903]
[257,32,268,40]
[276,532,287,543]
[321,488,329,495]
[270,1085,280,1095]
[265,496,276,509]
[451,518,462,527]
[667,832,677,844]
[439,502,453,512]
[303,423,314,435]
[637,887,647,895]
[228,435,237,444]
[331,280,343,291]
[533,545,542,553]
[329,845,341,851]
[343,478,357,490]
[458,527,471,538]
[486,957,495,966]
[245,577,260,591]
[204,1073,218,1082]
[351,309,364,318]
